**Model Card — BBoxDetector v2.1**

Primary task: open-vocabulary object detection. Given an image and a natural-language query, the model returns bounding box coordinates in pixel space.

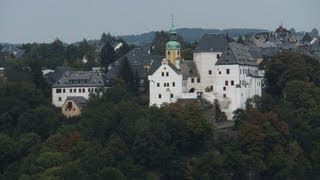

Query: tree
[237,35,245,44]
[100,43,116,70]
[100,33,113,45]
[118,57,137,92]
[29,60,50,95]
[0,134,15,171]
[96,167,126,180]
[311,28,319,36]
[290,28,297,35]
[17,106,61,139]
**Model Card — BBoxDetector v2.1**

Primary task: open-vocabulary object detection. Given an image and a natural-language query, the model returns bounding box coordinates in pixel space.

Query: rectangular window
[167,51,170,56]
[210,86,213,90]
[197,78,200,83]
[158,94,162,99]
[82,88,85,93]
[63,89,66,93]
[208,70,212,75]
[157,83,160,87]
[164,83,167,87]
[69,89,72,93]
[172,82,175,87]
[223,87,226,91]
[73,89,76,93]
[166,72,169,76]
[58,97,62,101]
[170,94,174,98]
[78,89,81,93]
[219,71,221,75]
[167,83,169,87]
[56,89,62,93]
[231,80,234,86]
[225,81,228,86]
[226,69,230,74]
[223,94,226,98]
[191,78,194,83]
[162,72,164,76]
[217,54,220,59]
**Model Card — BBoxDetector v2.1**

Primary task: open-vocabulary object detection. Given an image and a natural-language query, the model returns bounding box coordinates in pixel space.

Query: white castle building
[148,25,263,119]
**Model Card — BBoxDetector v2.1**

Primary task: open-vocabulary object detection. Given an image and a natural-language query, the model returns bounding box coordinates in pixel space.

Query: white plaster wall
[194,52,222,91]
[148,63,183,107]
[52,87,99,107]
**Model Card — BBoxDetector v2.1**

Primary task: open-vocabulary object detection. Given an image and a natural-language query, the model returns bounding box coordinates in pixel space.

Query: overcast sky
[0,0,319,43]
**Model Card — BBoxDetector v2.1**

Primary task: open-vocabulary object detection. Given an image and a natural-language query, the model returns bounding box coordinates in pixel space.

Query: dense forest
[1,32,320,179]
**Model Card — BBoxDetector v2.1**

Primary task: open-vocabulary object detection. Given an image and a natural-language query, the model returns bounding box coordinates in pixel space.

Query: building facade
[148,31,263,120]
[52,70,105,107]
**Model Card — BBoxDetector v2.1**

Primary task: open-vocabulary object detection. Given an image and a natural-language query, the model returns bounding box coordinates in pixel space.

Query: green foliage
[100,42,116,69]
[17,106,61,139]
[151,31,196,58]
[1,51,320,179]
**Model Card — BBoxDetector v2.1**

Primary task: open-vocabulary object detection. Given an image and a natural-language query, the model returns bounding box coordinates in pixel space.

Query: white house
[148,59,183,106]
[52,70,105,107]
[213,42,262,118]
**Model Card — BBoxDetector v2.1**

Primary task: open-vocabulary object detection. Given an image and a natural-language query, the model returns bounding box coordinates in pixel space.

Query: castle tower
[165,15,181,65]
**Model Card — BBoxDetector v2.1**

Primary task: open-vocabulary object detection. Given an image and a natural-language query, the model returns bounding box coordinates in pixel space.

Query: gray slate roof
[1,44,25,58]
[52,71,105,88]
[45,67,74,85]
[106,46,163,81]
[66,96,87,107]
[194,34,229,53]
[216,42,257,66]
[179,60,200,80]
[248,47,281,59]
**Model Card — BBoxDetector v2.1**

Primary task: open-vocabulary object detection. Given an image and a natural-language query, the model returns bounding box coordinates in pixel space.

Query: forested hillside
[1,51,320,179]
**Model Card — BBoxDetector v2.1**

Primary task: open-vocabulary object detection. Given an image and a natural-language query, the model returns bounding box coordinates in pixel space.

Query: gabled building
[52,70,104,107]
[61,96,87,117]
[1,44,25,58]
[214,42,262,116]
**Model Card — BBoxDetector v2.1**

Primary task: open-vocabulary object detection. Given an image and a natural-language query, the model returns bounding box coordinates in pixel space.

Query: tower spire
[171,14,174,28]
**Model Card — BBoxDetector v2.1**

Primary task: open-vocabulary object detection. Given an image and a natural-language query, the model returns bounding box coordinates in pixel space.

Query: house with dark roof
[52,70,105,107]
[106,46,163,91]
[301,32,319,45]
[213,42,263,116]
[1,44,25,58]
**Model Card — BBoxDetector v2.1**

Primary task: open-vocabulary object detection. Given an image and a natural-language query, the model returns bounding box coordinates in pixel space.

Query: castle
[148,23,263,119]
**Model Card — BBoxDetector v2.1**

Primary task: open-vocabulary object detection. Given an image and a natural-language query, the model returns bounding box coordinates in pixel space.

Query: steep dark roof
[179,60,199,80]
[301,33,313,43]
[1,44,25,58]
[249,47,281,59]
[52,71,105,88]
[106,46,163,81]
[66,96,87,107]
[45,67,73,85]
[194,34,229,53]
[167,61,182,75]
[216,42,256,66]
